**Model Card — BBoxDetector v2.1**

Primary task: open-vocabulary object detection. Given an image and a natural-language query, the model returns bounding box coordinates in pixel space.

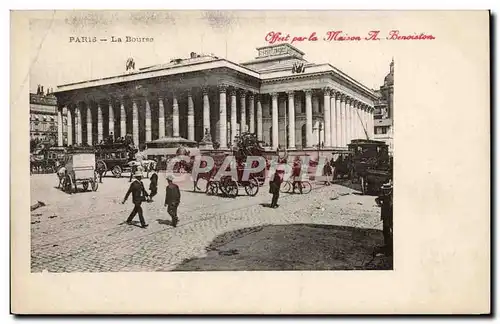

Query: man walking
[375,181,393,256]
[269,168,284,208]
[164,175,180,227]
[122,170,149,228]
[148,167,158,202]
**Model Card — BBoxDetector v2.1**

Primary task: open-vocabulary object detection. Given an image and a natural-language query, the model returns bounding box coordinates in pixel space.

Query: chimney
[190,52,197,59]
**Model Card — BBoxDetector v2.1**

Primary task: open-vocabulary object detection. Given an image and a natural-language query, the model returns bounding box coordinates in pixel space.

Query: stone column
[97,102,103,143]
[330,90,337,147]
[248,93,255,134]
[312,95,319,114]
[322,87,331,147]
[271,92,279,149]
[350,99,356,141]
[158,97,165,138]
[230,88,237,145]
[218,85,227,149]
[86,102,93,145]
[108,101,115,140]
[256,94,263,141]
[341,95,347,147]
[187,90,195,141]
[202,87,210,135]
[344,97,350,144]
[76,105,82,145]
[305,89,313,148]
[335,93,342,147]
[132,98,139,146]
[145,97,152,143]
[57,107,63,146]
[369,106,374,139]
[172,92,180,137]
[120,98,126,138]
[240,90,247,133]
[67,106,73,146]
[287,91,296,149]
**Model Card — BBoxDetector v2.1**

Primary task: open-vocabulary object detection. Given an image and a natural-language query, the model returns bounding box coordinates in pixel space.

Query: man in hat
[269,168,284,208]
[148,167,158,202]
[164,175,180,227]
[122,170,149,228]
[375,180,393,256]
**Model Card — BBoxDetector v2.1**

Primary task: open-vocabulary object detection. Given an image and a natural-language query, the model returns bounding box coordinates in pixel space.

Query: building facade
[53,44,378,151]
[373,59,394,153]
[30,87,67,143]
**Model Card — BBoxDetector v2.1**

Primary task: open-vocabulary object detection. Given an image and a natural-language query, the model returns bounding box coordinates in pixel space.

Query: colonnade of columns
[56,85,374,150]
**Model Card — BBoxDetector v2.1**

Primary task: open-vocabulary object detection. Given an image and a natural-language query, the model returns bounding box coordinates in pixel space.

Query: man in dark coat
[291,159,303,194]
[269,169,284,208]
[375,181,393,256]
[164,175,180,227]
[148,169,158,202]
[122,171,150,228]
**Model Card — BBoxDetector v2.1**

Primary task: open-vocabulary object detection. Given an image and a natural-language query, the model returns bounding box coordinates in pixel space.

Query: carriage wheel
[96,160,107,177]
[280,181,291,194]
[225,180,238,198]
[244,178,259,197]
[112,165,122,178]
[206,181,218,196]
[360,177,367,195]
[82,182,89,191]
[301,181,312,194]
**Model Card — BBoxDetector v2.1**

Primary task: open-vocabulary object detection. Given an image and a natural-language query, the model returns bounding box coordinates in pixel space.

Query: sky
[29,11,396,93]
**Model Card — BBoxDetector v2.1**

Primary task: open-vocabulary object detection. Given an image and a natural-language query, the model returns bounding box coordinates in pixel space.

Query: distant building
[373,59,394,153]
[30,85,66,144]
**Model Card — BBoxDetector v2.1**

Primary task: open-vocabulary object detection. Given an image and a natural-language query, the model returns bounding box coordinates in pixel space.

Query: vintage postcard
[11,10,490,314]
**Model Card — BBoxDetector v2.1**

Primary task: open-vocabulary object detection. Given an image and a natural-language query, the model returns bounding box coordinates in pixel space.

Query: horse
[56,166,66,188]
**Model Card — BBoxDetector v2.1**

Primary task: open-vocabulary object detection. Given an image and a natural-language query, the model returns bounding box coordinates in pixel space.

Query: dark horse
[333,154,352,180]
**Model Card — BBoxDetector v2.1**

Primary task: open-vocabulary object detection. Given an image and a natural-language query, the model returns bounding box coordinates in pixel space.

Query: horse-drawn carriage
[60,147,99,194]
[30,145,67,174]
[95,142,135,178]
[347,139,392,195]
[205,161,261,198]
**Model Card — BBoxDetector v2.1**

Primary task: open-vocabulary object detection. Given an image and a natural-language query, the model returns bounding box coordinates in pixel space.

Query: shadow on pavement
[174,223,393,271]
[156,218,174,226]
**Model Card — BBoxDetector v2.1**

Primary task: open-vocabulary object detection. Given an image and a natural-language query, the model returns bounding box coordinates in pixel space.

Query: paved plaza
[30,173,391,272]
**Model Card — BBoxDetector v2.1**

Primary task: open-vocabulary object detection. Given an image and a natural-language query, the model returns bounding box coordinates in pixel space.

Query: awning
[142,147,201,157]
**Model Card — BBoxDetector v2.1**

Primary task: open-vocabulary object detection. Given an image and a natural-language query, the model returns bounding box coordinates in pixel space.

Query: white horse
[56,166,66,188]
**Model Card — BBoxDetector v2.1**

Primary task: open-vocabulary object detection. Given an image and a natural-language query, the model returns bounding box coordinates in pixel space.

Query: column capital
[218,84,228,93]
[334,91,343,100]
[186,88,193,97]
[322,86,332,95]
[229,88,237,97]
[304,89,313,96]
[202,86,210,95]
[238,89,247,98]
[247,92,255,100]
[270,92,279,99]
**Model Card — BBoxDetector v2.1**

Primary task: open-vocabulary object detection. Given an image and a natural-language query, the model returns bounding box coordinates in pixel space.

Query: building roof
[53,44,378,101]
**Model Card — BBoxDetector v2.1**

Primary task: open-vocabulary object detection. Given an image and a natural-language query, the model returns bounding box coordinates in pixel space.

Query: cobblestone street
[31,172,391,272]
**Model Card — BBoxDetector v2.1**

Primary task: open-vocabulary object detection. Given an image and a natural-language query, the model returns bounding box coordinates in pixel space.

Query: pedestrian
[375,181,393,256]
[292,158,303,194]
[164,174,180,227]
[148,168,158,202]
[122,170,149,229]
[269,169,284,208]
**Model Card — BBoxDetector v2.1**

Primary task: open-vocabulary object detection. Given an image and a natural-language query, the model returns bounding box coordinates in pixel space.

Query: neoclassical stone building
[53,43,377,151]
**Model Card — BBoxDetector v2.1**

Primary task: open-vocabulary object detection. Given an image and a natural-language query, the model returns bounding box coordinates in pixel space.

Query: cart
[61,149,99,194]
